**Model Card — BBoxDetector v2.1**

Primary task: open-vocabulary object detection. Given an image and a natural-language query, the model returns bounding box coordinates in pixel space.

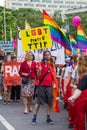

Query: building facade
[4,0,87,15]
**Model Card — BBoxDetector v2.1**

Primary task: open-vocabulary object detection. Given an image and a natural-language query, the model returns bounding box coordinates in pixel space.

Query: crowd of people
[0,48,87,130]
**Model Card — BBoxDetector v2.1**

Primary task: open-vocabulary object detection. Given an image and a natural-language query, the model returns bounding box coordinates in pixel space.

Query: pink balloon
[72,16,81,27]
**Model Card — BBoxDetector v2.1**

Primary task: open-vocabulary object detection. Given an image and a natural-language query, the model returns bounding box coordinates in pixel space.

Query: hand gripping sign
[20,26,52,51]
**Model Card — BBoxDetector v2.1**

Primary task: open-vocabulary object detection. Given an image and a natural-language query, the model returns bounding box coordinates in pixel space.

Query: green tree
[0,7,17,41]
[65,13,87,39]
[0,7,43,40]
[12,8,43,29]
[53,11,64,28]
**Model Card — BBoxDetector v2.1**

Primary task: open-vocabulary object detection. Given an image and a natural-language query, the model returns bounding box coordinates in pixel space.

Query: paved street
[0,100,71,130]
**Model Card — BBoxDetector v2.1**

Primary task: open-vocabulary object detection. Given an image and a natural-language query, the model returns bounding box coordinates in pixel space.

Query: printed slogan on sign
[4,62,21,87]
[20,26,52,51]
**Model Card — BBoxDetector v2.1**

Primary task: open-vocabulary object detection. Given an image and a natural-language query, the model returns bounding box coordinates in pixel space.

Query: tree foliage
[0,7,17,40]
[12,8,43,29]
[65,13,87,40]
[0,6,87,42]
[53,11,64,27]
[0,7,43,41]
[53,11,87,40]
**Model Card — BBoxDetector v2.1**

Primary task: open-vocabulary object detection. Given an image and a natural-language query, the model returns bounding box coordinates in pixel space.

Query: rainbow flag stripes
[43,10,72,51]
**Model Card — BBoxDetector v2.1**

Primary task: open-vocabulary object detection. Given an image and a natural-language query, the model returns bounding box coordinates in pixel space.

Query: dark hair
[11,56,16,60]
[42,50,53,65]
[4,55,11,62]
[51,56,57,60]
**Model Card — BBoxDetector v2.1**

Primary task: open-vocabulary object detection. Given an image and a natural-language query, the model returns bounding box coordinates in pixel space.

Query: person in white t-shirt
[67,54,79,129]
[59,57,72,109]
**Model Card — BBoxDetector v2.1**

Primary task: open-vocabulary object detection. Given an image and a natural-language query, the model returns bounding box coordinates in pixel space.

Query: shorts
[36,86,52,107]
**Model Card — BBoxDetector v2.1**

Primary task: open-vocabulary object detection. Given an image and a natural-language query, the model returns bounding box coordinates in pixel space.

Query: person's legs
[74,91,87,130]
[46,104,54,125]
[67,83,75,128]
[28,96,33,112]
[3,87,8,104]
[74,100,85,130]
[32,86,45,124]
[33,85,38,99]
[46,104,51,115]
[68,103,75,128]
[62,79,68,109]
[32,104,40,124]
[23,97,28,114]
[11,86,15,101]
[46,87,54,125]
[7,87,12,102]
[32,86,53,125]
[0,88,3,100]
[15,85,21,101]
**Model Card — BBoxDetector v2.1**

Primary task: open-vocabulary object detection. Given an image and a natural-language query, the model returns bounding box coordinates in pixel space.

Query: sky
[0,0,4,6]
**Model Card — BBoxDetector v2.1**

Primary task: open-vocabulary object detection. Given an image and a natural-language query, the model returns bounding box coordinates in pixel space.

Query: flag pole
[10,26,12,41]
[4,0,6,41]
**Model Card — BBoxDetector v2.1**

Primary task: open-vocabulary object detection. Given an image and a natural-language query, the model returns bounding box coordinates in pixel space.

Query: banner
[0,41,14,52]
[4,62,21,86]
[17,28,25,61]
[20,26,52,51]
[17,29,65,64]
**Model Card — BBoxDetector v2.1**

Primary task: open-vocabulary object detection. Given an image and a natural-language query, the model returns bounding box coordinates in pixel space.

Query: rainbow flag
[82,49,87,54]
[69,35,78,48]
[69,35,82,55]
[64,49,72,56]
[69,35,77,45]
[43,10,72,51]
[25,20,31,29]
[72,48,82,55]
[77,24,87,49]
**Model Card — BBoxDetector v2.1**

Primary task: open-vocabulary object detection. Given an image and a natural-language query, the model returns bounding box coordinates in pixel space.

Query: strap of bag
[39,69,50,85]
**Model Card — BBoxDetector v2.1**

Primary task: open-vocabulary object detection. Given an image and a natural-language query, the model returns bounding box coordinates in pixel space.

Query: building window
[77,2,87,5]
[54,0,63,4]
[36,4,46,7]
[31,0,40,2]
[48,5,57,8]
[12,2,22,6]
[24,3,34,6]
[18,0,28,2]
[12,2,16,5]
[42,0,51,3]
[45,9,51,12]
[65,1,74,4]
[12,7,16,10]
